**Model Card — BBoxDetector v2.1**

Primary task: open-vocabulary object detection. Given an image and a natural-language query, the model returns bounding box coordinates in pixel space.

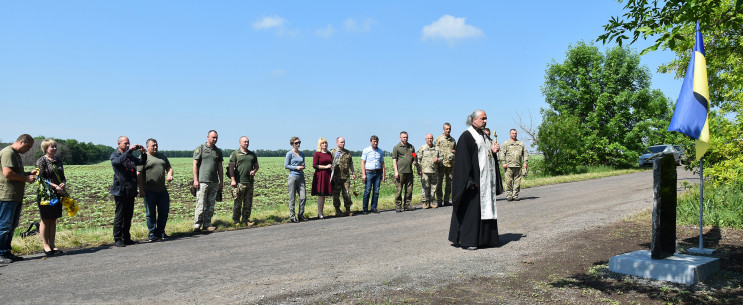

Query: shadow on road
[499,233,526,246]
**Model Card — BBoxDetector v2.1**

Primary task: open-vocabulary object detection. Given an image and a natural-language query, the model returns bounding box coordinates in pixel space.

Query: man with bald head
[110,136,145,247]
[417,133,443,209]
[228,136,259,226]
[330,137,355,216]
[193,130,223,232]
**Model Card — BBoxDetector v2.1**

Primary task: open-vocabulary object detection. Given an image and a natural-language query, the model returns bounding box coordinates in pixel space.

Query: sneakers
[0,256,12,264]
[431,203,439,209]
[404,206,415,211]
[160,233,170,240]
[124,239,138,245]
[115,240,126,247]
[193,227,202,233]
[371,209,380,214]
[148,234,159,242]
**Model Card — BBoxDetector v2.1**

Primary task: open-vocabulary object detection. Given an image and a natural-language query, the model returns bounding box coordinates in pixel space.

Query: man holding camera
[110,136,145,247]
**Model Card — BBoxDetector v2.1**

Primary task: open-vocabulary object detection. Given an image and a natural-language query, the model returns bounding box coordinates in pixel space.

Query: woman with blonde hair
[284,136,306,222]
[35,139,66,255]
[311,137,333,219]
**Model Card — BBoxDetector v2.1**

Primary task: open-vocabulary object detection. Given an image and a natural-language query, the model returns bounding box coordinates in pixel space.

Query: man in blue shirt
[361,135,385,214]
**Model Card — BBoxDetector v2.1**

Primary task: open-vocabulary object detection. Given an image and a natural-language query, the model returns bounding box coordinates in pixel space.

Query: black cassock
[448,129,503,248]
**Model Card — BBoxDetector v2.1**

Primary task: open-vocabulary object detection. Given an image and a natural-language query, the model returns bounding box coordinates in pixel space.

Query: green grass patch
[678,181,743,229]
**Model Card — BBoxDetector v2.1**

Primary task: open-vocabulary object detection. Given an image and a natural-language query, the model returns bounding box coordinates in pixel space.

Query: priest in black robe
[448,110,504,250]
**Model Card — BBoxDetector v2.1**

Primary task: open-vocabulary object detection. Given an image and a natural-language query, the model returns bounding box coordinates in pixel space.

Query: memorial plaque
[651,154,677,259]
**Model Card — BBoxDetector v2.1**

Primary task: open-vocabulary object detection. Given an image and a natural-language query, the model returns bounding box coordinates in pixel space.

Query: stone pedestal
[609,250,720,284]
[651,154,677,259]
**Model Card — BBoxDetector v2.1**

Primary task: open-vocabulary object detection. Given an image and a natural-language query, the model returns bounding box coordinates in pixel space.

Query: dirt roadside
[349,210,743,304]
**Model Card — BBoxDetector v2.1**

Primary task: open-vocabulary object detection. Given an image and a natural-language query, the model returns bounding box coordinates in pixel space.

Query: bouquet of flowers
[34,168,80,217]
[35,170,59,206]
[61,196,80,217]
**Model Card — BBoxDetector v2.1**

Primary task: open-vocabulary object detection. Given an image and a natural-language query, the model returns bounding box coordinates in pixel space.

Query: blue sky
[0,1,681,152]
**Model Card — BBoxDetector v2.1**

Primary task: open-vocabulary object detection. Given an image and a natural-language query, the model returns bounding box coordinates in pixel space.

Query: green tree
[538,42,680,173]
[599,0,743,183]
[537,114,584,175]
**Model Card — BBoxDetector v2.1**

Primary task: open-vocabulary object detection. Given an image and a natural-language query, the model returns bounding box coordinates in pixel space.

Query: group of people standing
[0,110,530,263]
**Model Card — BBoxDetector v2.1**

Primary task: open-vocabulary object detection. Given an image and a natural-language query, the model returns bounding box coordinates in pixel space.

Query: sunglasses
[293,141,301,145]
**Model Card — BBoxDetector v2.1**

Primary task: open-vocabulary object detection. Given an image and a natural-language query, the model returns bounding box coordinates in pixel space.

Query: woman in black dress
[36,139,67,255]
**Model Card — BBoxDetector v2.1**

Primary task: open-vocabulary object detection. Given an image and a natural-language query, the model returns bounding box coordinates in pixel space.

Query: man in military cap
[417,134,444,209]
[500,129,528,201]
[434,123,456,206]
[330,137,355,216]
[392,131,417,212]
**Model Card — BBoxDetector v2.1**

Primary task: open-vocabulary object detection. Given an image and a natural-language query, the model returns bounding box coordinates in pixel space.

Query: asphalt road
[0,168,697,304]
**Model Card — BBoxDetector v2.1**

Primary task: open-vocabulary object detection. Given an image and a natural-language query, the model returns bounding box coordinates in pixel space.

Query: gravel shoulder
[0,168,714,304]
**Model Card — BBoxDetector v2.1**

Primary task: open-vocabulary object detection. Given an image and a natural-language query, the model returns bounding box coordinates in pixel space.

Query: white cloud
[316,24,336,38]
[253,16,286,30]
[422,15,484,43]
[344,17,374,32]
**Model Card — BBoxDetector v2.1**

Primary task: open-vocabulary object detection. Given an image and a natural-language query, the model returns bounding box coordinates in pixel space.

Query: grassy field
[13,156,647,254]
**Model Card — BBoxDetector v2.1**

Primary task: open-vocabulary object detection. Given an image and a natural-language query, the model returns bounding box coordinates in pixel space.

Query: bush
[678,181,743,229]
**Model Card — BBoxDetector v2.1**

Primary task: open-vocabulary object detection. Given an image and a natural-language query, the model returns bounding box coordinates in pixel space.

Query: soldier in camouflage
[500,129,528,201]
[330,137,356,216]
[417,134,444,209]
[434,122,456,206]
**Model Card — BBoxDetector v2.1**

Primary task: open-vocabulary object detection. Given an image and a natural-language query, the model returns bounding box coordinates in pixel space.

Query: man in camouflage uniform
[434,122,456,206]
[229,136,259,226]
[500,129,528,201]
[330,137,355,216]
[417,134,444,209]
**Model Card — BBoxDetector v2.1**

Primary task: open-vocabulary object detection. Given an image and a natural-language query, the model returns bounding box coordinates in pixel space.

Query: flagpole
[698,157,704,250]
[689,156,714,254]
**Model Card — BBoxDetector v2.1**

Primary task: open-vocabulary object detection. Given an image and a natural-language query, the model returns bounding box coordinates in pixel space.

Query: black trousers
[113,194,136,241]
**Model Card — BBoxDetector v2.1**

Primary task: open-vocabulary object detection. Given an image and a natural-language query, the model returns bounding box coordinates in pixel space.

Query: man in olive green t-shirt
[392,131,417,212]
[192,130,223,232]
[229,136,259,226]
[0,134,37,263]
[137,138,173,241]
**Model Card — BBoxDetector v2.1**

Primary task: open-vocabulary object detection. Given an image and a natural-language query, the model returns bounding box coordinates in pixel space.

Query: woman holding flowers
[311,137,332,219]
[35,139,66,255]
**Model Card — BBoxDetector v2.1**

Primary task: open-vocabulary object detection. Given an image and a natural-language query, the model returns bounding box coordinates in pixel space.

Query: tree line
[1,137,373,166]
[0,137,115,166]
[159,149,366,158]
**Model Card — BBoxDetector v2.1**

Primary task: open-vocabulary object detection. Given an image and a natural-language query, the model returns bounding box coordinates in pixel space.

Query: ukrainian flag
[668,22,710,160]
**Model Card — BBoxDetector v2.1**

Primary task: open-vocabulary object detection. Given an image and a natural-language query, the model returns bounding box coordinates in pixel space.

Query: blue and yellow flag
[668,22,710,160]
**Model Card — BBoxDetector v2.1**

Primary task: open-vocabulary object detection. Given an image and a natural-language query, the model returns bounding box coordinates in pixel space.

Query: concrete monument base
[609,250,719,285]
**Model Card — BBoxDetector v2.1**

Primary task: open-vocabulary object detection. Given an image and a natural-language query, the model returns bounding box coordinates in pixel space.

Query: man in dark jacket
[110,136,145,247]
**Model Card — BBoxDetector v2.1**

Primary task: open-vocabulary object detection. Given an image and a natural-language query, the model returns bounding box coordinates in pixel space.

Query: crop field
[20,157,421,230]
